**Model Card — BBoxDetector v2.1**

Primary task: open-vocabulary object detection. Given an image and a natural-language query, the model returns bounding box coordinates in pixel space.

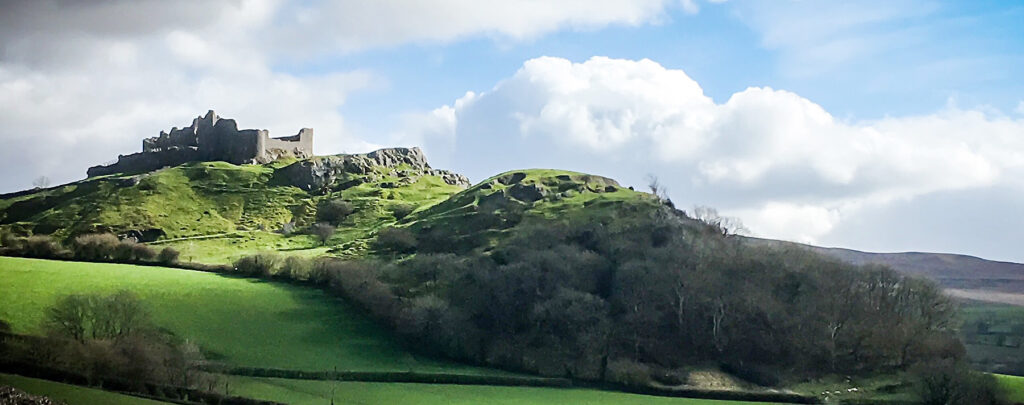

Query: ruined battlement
[87,110,313,177]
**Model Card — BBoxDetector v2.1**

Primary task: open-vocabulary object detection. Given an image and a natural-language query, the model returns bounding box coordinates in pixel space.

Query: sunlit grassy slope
[224,376,786,405]
[997,374,1024,403]
[0,159,465,263]
[0,256,497,374]
[0,373,169,405]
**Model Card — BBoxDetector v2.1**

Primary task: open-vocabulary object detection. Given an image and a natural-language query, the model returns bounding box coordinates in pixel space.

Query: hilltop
[0,145,471,263]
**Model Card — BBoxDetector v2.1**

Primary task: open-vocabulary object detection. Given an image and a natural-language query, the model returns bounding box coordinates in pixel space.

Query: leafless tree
[32,176,50,189]
[692,205,748,236]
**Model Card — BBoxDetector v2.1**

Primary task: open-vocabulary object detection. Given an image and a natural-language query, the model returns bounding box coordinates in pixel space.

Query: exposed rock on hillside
[281,147,470,191]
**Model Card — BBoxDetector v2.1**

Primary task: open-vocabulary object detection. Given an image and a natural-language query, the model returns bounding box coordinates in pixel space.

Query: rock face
[280,147,470,191]
[87,110,313,177]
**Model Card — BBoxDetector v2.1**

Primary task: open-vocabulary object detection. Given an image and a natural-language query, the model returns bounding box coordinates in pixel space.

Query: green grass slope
[0,256,494,374]
[0,373,169,405]
[224,376,788,405]
[0,156,466,263]
[401,168,659,252]
[996,374,1024,403]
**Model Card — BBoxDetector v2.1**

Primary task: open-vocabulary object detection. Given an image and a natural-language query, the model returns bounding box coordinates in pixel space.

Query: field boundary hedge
[0,358,284,405]
[204,365,572,387]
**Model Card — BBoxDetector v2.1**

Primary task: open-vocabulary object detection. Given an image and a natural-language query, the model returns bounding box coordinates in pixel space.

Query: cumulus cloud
[409,56,1024,249]
[0,0,702,192]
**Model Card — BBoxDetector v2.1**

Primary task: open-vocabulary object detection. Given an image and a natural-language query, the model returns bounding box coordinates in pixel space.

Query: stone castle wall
[88,110,313,177]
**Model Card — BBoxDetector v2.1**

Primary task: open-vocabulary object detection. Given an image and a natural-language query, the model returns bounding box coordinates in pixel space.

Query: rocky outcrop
[280,147,470,191]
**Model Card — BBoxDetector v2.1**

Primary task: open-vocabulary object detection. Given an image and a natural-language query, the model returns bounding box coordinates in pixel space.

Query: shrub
[71,233,120,261]
[282,256,313,280]
[607,359,651,387]
[317,199,354,225]
[23,235,65,259]
[311,222,335,246]
[390,203,416,220]
[233,252,283,277]
[131,243,157,261]
[113,240,139,261]
[911,360,1003,405]
[0,231,21,248]
[157,247,180,264]
[374,226,417,253]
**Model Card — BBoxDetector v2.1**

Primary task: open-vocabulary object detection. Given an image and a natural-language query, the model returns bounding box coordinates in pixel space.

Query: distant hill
[746,237,1024,295]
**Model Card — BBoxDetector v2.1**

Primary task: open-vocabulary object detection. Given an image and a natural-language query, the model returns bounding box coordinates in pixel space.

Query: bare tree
[645,174,669,202]
[692,205,748,236]
[32,176,50,189]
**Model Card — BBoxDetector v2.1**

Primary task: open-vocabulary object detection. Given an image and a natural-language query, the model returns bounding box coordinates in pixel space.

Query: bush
[132,243,157,261]
[374,226,417,254]
[113,240,139,261]
[390,203,416,220]
[317,199,354,225]
[233,252,283,277]
[0,231,21,248]
[606,359,651,387]
[911,360,1003,405]
[282,256,313,280]
[311,222,335,246]
[23,235,65,259]
[157,247,180,264]
[71,233,120,261]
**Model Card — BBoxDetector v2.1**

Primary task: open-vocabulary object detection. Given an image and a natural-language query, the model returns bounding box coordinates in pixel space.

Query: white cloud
[413,56,1024,246]
[735,203,841,244]
[1,1,700,191]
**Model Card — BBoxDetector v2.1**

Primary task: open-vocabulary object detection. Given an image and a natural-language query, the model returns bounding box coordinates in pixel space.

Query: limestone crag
[281,147,470,191]
[87,110,313,177]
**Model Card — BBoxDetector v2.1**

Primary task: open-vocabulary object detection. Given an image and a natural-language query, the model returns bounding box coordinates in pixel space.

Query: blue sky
[1,0,1023,261]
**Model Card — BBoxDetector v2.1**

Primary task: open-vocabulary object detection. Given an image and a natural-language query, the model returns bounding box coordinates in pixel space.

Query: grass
[0,158,467,263]
[0,256,501,375]
[788,373,914,403]
[959,301,1024,374]
[0,373,169,405]
[154,230,321,265]
[996,374,1024,403]
[224,376,791,405]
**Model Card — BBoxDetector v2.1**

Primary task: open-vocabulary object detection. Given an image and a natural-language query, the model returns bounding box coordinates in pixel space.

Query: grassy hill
[0,256,494,374]
[2,152,1017,404]
[745,237,1024,295]
[0,151,466,264]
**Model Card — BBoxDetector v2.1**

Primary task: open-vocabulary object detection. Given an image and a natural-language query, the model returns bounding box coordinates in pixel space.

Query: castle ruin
[87,110,313,177]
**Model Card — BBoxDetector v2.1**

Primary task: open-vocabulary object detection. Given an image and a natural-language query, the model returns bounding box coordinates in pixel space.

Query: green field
[224,376,786,405]
[960,301,1024,374]
[997,374,1024,403]
[0,256,495,374]
[0,373,168,405]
